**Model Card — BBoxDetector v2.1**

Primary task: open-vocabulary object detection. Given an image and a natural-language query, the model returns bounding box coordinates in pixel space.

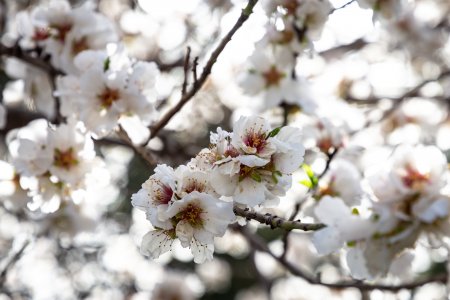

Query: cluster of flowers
[312,144,450,279]
[3,119,109,214]
[56,48,160,144]
[238,0,331,112]
[17,0,118,73]
[132,116,305,262]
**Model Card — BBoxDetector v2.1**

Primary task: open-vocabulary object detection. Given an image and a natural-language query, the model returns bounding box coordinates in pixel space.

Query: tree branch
[147,0,259,143]
[0,43,63,77]
[233,205,325,231]
[236,225,448,291]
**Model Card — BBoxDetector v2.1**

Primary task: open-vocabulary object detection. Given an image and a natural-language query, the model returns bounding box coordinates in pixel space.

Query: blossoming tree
[0,0,449,299]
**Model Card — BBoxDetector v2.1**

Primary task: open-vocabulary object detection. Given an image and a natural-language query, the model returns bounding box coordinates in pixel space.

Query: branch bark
[147,0,259,143]
[233,205,325,231]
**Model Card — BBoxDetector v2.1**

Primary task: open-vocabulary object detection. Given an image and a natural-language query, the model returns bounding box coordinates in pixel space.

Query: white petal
[141,230,174,259]
[119,115,150,145]
[234,177,266,207]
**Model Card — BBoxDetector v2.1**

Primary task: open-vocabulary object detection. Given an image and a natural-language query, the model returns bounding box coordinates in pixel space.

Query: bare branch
[233,205,325,231]
[0,239,30,287]
[330,0,357,14]
[236,226,448,291]
[147,0,260,143]
[181,47,191,96]
[116,126,158,166]
[0,43,63,77]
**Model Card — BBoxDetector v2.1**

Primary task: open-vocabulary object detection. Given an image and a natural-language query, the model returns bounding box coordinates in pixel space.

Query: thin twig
[236,226,448,291]
[0,43,63,77]
[181,47,191,96]
[233,205,325,231]
[192,56,199,84]
[147,0,259,143]
[330,0,357,14]
[0,239,30,287]
[117,126,158,166]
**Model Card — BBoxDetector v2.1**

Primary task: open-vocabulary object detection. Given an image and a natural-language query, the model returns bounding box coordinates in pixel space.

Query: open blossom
[239,49,315,112]
[194,116,305,207]
[261,0,331,41]
[313,144,450,278]
[56,49,159,143]
[6,119,109,212]
[17,0,117,73]
[132,165,235,263]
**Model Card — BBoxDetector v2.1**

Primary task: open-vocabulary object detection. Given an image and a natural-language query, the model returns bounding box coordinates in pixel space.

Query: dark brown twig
[233,205,325,231]
[330,0,357,14]
[181,47,191,96]
[147,0,259,143]
[192,56,199,84]
[236,226,448,291]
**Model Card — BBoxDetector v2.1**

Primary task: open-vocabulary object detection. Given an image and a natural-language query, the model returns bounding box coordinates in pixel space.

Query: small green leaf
[346,241,356,247]
[301,164,315,178]
[267,127,281,139]
[301,164,318,188]
[103,57,111,72]
[299,179,312,188]
[250,172,262,182]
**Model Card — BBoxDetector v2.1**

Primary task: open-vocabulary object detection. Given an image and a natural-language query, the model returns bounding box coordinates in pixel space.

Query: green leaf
[301,163,314,178]
[267,127,281,139]
[301,164,318,188]
[346,241,356,247]
[299,179,312,188]
[103,57,111,72]
[250,172,262,182]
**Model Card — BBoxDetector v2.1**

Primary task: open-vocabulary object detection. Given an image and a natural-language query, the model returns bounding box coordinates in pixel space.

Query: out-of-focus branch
[233,205,325,231]
[236,226,448,291]
[330,0,357,14]
[147,0,259,142]
[0,239,29,287]
[319,38,368,60]
[0,43,63,77]
[117,126,158,166]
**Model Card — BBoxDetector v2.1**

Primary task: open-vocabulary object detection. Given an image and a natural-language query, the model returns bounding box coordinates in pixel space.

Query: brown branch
[319,38,368,60]
[117,126,158,166]
[233,205,325,231]
[236,226,448,291]
[0,239,29,287]
[181,46,191,96]
[147,0,259,143]
[330,0,357,14]
[0,43,63,77]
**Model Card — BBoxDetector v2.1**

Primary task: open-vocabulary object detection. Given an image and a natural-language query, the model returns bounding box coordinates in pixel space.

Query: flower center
[72,37,89,55]
[282,0,299,15]
[183,179,206,194]
[154,183,173,205]
[51,23,73,42]
[277,29,295,44]
[98,88,120,108]
[243,130,267,153]
[33,27,51,41]
[262,66,285,88]
[53,147,78,170]
[178,203,204,228]
[401,165,430,190]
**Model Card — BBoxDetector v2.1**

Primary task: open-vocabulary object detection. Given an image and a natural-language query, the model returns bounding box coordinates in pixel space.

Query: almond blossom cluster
[17,0,118,73]
[132,116,305,262]
[237,0,330,112]
[56,48,160,144]
[4,118,109,213]
[312,144,450,279]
